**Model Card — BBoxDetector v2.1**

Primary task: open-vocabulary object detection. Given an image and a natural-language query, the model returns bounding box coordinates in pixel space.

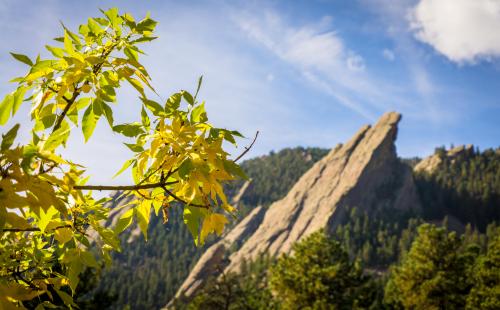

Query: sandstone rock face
[168,205,267,306]
[169,112,421,305]
[414,144,474,174]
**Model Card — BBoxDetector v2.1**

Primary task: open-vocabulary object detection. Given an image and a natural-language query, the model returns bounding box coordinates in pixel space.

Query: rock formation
[414,144,474,174]
[168,112,421,306]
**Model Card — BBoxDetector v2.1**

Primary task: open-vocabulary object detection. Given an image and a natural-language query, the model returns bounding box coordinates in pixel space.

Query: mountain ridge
[170,111,422,305]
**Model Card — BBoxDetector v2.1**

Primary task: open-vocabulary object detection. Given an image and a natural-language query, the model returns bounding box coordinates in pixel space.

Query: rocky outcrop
[414,144,474,174]
[168,206,267,305]
[168,112,421,305]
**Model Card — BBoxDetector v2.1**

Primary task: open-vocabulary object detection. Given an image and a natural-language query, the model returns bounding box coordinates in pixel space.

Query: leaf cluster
[0,8,245,309]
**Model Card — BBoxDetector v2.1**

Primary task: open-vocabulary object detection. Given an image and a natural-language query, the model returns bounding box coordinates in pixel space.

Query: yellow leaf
[54,227,73,244]
[38,207,58,233]
[0,282,44,301]
[211,213,228,235]
[136,200,151,240]
[5,212,30,229]
[200,213,228,244]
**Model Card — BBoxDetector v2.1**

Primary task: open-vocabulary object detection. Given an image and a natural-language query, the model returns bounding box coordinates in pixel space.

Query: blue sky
[1,0,500,186]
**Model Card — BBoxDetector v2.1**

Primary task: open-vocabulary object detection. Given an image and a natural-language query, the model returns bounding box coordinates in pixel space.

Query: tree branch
[51,42,117,133]
[2,224,72,233]
[73,180,178,191]
[160,185,209,209]
[52,88,81,132]
[233,131,259,163]
[72,131,258,192]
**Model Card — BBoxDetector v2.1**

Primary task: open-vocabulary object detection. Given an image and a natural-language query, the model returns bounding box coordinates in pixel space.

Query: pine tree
[384,224,477,309]
[467,233,500,309]
[270,230,376,309]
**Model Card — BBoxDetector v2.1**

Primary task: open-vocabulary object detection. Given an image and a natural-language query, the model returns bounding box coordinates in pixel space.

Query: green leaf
[141,106,150,129]
[101,102,114,126]
[45,45,65,58]
[231,130,245,138]
[88,18,103,35]
[223,130,236,145]
[10,52,33,66]
[114,208,134,234]
[194,75,203,100]
[124,47,138,62]
[112,122,145,137]
[190,102,208,123]
[125,77,145,97]
[183,205,206,245]
[79,24,89,37]
[223,159,248,180]
[141,97,164,116]
[130,36,158,44]
[182,90,194,105]
[80,251,98,268]
[165,93,181,111]
[98,85,116,102]
[102,7,120,27]
[1,123,20,151]
[124,143,144,152]
[61,23,82,45]
[82,104,98,142]
[68,260,83,293]
[178,158,194,180]
[54,288,76,307]
[12,86,27,116]
[151,188,164,215]
[113,159,135,178]
[136,17,157,33]
[43,121,70,151]
[64,30,75,54]
[0,93,14,125]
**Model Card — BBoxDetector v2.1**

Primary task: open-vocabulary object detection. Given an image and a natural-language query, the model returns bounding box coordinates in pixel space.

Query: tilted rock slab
[168,111,421,306]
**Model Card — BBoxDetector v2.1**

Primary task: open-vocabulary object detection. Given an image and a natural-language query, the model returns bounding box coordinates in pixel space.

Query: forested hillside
[415,146,500,230]
[94,147,329,309]
[177,146,500,309]
[93,145,500,309]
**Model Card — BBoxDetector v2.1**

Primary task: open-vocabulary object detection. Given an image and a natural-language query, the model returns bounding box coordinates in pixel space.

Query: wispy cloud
[231,10,386,119]
[382,48,395,61]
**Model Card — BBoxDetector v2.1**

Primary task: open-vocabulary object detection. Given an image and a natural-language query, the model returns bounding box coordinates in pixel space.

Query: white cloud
[409,0,500,63]
[382,48,395,61]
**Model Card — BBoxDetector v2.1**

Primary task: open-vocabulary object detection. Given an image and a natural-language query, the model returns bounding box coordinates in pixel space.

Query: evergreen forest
[90,146,500,309]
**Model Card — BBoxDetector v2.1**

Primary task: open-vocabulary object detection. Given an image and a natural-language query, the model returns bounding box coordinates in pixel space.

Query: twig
[233,131,259,163]
[161,185,209,209]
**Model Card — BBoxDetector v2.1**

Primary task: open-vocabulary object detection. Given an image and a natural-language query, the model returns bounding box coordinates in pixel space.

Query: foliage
[415,147,500,230]
[186,254,277,310]
[0,8,246,308]
[333,207,421,269]
[178,224,500,310]
[269,230,377,309]
[384,223,478,309]
[95,147,328,309]
[466,234,500,309]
